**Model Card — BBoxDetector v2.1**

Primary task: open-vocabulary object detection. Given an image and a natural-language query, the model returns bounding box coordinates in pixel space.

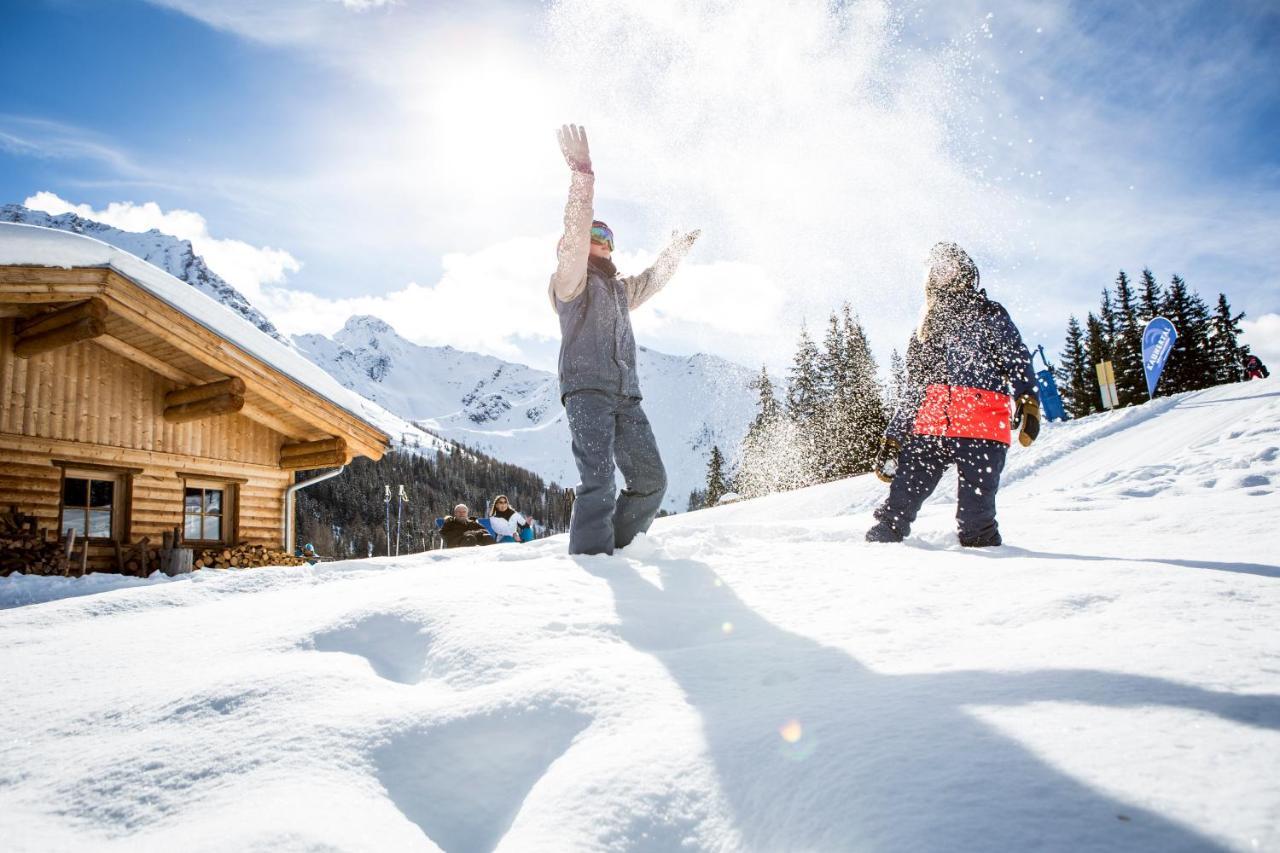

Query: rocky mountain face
[0,204,282,341]
[294,316,760,511]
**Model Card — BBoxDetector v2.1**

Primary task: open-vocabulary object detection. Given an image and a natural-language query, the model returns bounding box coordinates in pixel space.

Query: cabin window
[60,473,121,541]
[183,486,226,543]
[178,476,238,546]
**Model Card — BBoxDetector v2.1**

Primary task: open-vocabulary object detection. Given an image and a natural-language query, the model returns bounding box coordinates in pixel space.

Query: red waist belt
[914,384,1013,444]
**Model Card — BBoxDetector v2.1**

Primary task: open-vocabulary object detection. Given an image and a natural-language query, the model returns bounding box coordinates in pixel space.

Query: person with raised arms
[550,123,700,555]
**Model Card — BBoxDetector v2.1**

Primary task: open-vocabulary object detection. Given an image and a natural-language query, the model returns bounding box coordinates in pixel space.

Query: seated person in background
[1244,353,1270,380]
[300,542,320,565]
[487,495,527,543]
[440,504,496,548]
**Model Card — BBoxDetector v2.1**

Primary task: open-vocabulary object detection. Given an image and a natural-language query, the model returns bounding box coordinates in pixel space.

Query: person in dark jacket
[550,124,700,555]
[440,504,495,548]
[866,242,1040,547]
[1244,353,1270,380]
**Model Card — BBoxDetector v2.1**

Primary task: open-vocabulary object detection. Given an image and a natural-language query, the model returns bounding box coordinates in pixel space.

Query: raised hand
[669,228,701,253]
[557,124,592,174]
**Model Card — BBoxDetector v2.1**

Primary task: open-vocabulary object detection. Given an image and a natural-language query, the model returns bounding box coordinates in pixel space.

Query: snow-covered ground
[3,379,1278,852]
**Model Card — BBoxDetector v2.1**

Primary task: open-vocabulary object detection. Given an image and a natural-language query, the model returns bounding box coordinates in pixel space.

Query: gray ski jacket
[548,169,690,401]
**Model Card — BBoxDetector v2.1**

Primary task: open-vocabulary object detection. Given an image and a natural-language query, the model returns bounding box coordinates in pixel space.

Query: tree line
[691,304,894,508]
[296,441,573,559]
[1055,269,1251,418]
[695,269,1259,509]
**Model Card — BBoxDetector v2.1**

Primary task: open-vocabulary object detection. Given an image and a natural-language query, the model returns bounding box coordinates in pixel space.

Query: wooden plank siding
[1,318,292,571]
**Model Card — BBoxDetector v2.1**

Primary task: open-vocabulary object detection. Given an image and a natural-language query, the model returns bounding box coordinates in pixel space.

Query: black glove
[1013,395,1040,447]
[874,437,901,483]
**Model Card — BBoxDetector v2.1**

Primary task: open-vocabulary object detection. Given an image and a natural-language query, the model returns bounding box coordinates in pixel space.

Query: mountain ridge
[0,203,283,341]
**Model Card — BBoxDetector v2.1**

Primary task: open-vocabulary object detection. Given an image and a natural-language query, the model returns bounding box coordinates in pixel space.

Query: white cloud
[23,192,301,304]
[334,0,397,9]
[0,115,148,179]
[86,0,1280,376]
[259,235,782,371]
[1241,314,1280,368]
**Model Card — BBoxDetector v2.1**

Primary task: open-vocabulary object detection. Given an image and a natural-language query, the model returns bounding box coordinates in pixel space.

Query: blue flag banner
[1142,316,1178,398]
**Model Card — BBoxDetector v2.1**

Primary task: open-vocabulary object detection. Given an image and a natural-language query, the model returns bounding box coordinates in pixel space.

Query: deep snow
[2,379,1278,852]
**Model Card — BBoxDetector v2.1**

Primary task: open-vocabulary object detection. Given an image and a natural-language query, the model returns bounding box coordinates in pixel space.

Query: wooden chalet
[0,223,389,575]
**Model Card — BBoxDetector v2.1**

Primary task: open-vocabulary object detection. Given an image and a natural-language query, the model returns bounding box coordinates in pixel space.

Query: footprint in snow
[372,706,591,853]
[310,613,432,685]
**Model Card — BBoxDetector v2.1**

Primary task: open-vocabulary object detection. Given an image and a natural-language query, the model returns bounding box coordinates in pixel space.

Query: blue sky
[3,0,1278,370]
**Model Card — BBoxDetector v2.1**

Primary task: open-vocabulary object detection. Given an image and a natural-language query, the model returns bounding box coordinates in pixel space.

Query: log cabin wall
[0,318,291,572]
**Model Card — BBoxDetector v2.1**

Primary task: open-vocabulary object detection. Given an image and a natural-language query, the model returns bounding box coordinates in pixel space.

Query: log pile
[116,537,158,576]
[194,542,307,570]
[0,506,69,576]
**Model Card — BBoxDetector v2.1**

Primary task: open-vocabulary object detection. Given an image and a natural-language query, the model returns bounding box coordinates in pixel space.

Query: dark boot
[959,529,1002,548]
[865,522,904,543]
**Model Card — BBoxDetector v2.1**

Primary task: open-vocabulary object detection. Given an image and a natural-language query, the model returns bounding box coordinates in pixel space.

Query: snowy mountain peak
[0,203,283,341]
[338,314,398,343]
[294,320,760,508]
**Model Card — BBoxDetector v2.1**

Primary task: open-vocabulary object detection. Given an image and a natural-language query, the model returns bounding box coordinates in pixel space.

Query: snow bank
[0,570,187,609]
[1,379,1278,851]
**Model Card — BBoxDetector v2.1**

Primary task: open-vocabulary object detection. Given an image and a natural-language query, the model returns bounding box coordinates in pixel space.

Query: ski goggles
[590,222,614,251]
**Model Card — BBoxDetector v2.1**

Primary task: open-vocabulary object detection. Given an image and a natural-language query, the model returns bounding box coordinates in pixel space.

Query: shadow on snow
[579,553,1278,852]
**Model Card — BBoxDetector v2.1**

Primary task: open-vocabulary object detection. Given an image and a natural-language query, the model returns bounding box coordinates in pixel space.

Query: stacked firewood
[0,506,68,576]
[193,543,307,570]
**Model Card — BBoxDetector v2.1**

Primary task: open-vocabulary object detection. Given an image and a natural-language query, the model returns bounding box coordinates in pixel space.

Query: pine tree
[841,305,888,475]
[1138,268,1162,322]
[1099,288,1119,353]
[749,365,782,432]
[818,312,848,400]
[886,348,906,417]
[812,312,850,480]
[1208,293,1247,385]
[735,365,812,497]
[1083,312,1111,410]
[786,324,823,426]
[1111,271,1145,407]
[1186,290,1214,391]
[705,446,727,507]
[1056,316,1091,418]
[687,488,708,512]
[1160,274,1213,394]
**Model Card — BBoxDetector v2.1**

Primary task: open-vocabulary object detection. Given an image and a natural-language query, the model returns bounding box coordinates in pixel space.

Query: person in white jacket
[487,495,527,543]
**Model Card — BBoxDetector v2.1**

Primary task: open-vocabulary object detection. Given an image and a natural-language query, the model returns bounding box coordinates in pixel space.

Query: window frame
[56,466,130,544]
[179,477,238,547]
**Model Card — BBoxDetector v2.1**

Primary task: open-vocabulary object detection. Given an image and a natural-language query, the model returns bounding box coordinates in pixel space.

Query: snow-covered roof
[0,222,385,437]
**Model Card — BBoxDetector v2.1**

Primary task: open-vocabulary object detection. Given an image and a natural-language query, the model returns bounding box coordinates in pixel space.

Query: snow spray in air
[545,0,1017,358]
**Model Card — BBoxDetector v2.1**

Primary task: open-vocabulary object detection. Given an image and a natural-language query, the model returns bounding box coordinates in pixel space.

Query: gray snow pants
[565,390,667,555]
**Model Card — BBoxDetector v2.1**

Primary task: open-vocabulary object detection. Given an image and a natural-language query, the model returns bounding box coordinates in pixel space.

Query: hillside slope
[2,379,1278,852]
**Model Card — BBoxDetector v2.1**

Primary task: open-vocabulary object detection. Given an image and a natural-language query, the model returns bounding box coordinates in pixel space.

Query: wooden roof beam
[165,377,245,408]
[279,448,348,470]
[92,335,312,440]
[14,298,108,358]
[280,437,346,469]
[163,393,245,424]
[163,378,247,423]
